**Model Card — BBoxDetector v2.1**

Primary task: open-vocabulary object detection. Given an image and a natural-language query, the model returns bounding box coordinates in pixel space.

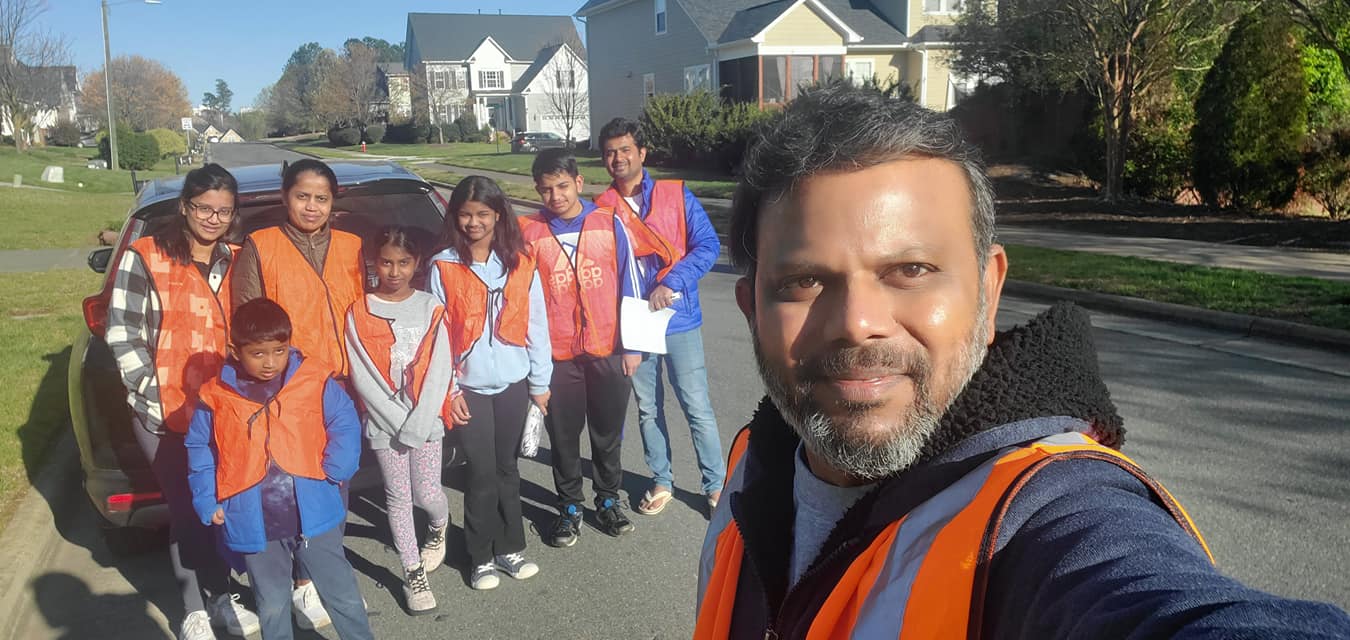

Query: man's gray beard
[753,295,991,482]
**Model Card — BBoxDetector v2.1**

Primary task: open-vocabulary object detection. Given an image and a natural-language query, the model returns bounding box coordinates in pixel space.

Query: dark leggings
[133,419,232,614]
[459,380,530,567]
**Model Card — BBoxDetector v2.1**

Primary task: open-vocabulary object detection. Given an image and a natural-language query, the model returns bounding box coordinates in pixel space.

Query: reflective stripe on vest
[596,180,683,281]
[695,431,1213,640]
[198,358,331,501]
[520,211,620,361]
[251,226,364,376]
[130,237,234,433]
[434,256,534,361]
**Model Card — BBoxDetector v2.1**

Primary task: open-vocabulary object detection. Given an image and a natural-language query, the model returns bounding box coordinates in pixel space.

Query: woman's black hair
[281,158,338,196]
[438,175,526,273]
[154,163,240,265]
[366,224,424,263]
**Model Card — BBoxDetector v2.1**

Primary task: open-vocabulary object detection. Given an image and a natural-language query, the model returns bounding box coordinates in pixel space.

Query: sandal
[637,487,674,515]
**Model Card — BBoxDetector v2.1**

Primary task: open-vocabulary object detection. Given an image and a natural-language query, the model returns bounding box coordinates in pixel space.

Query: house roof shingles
[579,0,912,47]
[407,13,584,62]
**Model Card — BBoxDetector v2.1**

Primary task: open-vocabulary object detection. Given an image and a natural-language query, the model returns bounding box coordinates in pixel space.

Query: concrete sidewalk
[0,248,99,273]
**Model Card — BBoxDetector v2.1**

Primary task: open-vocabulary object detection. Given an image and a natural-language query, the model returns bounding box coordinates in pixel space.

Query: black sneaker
[546,504,582,547]
[595,497,635,537]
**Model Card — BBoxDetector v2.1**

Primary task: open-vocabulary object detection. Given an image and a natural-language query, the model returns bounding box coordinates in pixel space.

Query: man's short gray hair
[729,81,996,274]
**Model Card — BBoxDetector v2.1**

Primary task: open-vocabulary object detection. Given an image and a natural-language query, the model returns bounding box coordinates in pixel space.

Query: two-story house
[0,46,79,145]
[375,62,413,122]
[403,12,591,140]
[576,0,976,141]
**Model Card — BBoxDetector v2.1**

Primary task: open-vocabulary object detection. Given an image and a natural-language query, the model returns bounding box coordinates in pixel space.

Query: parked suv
[511,131,568,153]
[72,161,452,552]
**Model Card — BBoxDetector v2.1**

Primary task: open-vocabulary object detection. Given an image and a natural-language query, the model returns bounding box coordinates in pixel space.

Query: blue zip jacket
[624,170,720,335]
[185,349,361,553]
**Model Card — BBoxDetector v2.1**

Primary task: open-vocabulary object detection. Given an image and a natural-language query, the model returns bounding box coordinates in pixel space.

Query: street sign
[180,117,193,131]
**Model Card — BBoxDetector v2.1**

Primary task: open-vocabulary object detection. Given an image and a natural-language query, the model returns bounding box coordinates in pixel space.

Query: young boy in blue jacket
[186,298,372,640]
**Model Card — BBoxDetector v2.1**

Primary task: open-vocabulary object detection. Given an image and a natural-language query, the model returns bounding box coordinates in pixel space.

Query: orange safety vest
[520,211,621,361]
[347,296,455,427]
[595,180,684,281]
[250,226,364,377]
[129,237,234,434]
[695,431,1213,640]
[197,357,331,501]
[433,255,534,359]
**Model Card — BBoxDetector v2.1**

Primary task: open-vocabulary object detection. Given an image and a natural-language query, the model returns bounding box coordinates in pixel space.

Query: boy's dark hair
[230,298,292,346]
[439,175,527,273]
[155,163,240,265]
[598,117,644,150]
[531,148,579,181]
[731,81,996,277]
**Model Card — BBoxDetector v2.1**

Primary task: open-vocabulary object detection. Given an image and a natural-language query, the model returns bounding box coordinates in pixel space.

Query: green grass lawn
[0,187,133,250]
[290,140,738,199]
[0,269,101,526]
[1005,245,1350,331]
[0,145,176,194]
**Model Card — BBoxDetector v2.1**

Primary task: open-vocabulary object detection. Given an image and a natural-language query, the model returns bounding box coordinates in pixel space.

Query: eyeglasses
[186,201,235,221]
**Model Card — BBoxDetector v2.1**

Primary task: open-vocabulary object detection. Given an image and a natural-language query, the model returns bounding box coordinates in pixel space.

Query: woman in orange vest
[229,158,363,628]
[231,158,364,379]
[427,176,551,591]
[344,226,453,614]
[106,163,260,639]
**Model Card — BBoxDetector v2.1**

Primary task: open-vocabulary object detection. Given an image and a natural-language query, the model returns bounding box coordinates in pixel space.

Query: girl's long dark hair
[438,175,526,273]
[155,163,240,265]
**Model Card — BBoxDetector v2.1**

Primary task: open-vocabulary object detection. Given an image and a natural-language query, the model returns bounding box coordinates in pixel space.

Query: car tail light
[432,187,450,212]
[107,491,163,513]
[83,293,110,338]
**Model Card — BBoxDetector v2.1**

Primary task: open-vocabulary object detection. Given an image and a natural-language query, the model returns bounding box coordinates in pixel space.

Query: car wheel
[101,524,166,556]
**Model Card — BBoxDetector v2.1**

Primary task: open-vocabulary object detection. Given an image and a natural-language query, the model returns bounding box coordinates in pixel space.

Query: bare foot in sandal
[638,485,673,515]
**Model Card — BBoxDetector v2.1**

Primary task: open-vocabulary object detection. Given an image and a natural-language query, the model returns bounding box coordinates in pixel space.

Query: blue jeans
[244,526,372,640]
[632,328,726,495]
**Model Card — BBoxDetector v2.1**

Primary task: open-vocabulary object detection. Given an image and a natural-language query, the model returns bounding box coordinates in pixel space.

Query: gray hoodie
[344,291,454,450]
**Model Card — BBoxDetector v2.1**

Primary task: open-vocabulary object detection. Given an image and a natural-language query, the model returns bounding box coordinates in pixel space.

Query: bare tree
[315,41,379,129]
[957,0,1238,200]
[0,0,71,151]
[539,45,588,145]
[413,62,466,143]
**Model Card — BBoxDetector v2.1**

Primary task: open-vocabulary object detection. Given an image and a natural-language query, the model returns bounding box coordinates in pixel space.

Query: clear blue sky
[38,0,587,111]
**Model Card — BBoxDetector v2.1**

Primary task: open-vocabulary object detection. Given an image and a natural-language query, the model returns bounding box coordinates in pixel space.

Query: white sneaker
[470,563,500,591]
[179,610,216,640]
[420,522,448,573]
[291,582,332,630]
[207,593,260,637]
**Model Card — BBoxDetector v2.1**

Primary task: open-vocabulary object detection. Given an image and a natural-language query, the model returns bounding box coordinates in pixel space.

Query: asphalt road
[6,270,1348,639]
[205,142,313,169]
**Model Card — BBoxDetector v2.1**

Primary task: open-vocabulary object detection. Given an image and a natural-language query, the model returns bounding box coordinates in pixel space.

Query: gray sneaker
[470,563,500,590]
[403,563,437,615]
[495,552,539,580]
[421,522,447,573]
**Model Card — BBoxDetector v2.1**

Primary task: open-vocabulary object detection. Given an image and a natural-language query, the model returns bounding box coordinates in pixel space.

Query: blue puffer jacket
[185,349,361,553]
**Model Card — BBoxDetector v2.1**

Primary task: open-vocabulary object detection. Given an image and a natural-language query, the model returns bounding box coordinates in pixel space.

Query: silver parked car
[511,131,568,153]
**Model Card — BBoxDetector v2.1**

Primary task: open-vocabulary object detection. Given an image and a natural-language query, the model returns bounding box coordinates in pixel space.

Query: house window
[455,69,467,89]
[719,57,757,103]
[845,59,874,86]
[655,0,667,34]
[643,73,656,101]
[763,57,786,104]
[788,56,815,100]
[433,69,447,90]
[478,70,505,89]
[556,69,576,89]
[818,56,842,83]
[924,0,963,14]
[683,64,710,93]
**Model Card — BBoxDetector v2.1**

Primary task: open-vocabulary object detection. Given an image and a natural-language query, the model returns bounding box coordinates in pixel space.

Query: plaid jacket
[105,241,232,432]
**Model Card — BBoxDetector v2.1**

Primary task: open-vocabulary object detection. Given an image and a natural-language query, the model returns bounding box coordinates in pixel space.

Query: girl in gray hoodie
[344,226,454,615]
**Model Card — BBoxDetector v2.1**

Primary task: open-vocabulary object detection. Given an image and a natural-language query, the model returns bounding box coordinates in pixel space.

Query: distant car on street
[72,161,454,553]
[511,131,567,153]
[77,134,98,148]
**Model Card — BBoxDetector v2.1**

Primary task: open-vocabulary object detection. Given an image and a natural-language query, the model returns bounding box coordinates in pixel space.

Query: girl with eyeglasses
[106,162,261,640]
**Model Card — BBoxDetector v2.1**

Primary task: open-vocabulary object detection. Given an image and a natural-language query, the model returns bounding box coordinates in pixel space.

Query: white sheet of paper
[620,296,676,354]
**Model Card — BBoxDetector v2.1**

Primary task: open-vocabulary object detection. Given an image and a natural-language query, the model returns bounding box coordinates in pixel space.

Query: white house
[403,12,591,140]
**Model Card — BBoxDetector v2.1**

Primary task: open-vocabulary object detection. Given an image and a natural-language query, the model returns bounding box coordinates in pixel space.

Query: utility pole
[101,0,119,171]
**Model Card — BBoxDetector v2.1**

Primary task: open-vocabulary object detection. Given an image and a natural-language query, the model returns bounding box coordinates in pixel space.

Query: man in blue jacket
[187,299,372,640]
[695,82,1350,638]
[597,117,726,517]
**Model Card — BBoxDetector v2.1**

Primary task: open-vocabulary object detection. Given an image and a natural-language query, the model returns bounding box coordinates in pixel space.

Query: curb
[1004,280,1350,354]
[0,432,81,639]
